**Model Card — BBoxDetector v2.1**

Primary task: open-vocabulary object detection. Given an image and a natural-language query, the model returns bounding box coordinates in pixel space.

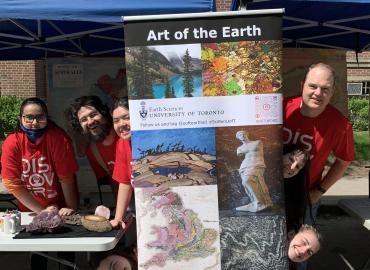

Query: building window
[347,82,370,96]
[364,81,370,95]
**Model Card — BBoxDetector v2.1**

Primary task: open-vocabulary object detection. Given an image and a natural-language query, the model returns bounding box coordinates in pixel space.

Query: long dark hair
[283,144,314,232]
[65,95,113,134]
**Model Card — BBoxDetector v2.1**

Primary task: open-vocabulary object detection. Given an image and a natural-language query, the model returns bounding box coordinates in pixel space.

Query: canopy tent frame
[0,0,216,59]
[232,0,370,52]
[0,18,125,57]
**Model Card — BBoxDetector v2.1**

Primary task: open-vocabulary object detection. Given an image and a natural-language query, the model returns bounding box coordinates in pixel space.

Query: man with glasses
[66,95,119,197]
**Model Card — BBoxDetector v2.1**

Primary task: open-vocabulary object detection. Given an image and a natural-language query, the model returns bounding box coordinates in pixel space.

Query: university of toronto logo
[139,101,148,119]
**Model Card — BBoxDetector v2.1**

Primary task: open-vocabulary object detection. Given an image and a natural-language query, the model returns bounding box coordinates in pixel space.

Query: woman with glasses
[1,97,79,215]
[1,97,79,269]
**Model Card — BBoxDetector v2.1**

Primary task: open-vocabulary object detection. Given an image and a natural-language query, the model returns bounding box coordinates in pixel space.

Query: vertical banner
[124,11,287,270]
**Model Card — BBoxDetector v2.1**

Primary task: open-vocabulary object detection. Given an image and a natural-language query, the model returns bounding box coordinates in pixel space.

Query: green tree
[127,47,156,99]
[0,96,25,138]
[171,86,175,98]
[182,49,194,97]
[348,96,369,131]
[164,75,173,98]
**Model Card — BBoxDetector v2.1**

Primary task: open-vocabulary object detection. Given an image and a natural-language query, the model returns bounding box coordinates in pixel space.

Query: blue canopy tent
[0,0,216,59]
[231,0,370,52]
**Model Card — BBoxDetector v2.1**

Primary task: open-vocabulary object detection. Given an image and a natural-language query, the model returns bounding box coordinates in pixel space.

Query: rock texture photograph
[220,215,288,270]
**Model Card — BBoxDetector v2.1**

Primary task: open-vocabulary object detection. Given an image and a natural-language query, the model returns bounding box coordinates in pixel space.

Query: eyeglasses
[22,114,47,123]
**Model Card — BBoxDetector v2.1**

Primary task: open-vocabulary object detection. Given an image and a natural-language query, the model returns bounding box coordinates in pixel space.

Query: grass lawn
[354,131,370,161]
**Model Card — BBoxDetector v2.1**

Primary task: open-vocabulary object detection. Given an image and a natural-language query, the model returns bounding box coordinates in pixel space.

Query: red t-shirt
[283,96,355,187]
[112,138,132,185]
[1,124,79,211]
[85,133,119,179]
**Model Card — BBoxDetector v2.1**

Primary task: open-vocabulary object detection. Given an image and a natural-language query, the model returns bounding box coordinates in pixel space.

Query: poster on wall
[47,57,126,157]
[124,11,286,270]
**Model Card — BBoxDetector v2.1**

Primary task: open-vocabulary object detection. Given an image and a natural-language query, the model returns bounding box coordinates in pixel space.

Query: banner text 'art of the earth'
[124,11,287,270]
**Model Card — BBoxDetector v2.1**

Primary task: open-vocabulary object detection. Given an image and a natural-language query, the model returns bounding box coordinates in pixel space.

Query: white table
[338,198,370,270]
[0,212,128,269]
[0,212,125,252]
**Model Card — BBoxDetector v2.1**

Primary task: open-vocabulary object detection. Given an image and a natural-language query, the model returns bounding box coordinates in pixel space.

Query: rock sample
[81,215,112,232]
[26,211,65,234]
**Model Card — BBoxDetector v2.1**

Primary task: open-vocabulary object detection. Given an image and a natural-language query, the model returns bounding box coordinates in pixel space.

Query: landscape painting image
[126,44,203,99]
[131,128,217,188]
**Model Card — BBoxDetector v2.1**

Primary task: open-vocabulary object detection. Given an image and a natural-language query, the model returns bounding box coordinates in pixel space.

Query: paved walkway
[322,174,369,205]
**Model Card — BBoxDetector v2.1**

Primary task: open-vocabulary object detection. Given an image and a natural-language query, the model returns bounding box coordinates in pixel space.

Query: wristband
[315,184,326,194]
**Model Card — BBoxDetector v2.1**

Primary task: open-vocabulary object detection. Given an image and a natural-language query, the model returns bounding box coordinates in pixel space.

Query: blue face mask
[20,124,48,142]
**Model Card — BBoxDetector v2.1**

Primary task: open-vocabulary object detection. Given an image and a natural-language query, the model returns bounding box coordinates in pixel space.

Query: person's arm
[110,183,132,229]
[59,174,79,216]
[309,158,351,203]
[2,178,44,213]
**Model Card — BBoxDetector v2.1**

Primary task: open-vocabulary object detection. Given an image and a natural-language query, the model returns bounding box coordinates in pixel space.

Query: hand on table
[58,208,75,216]
[110,219,126,230]
[43,205,58,213]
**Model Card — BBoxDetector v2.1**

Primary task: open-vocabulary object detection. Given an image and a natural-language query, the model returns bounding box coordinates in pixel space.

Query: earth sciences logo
[139,101,148,119]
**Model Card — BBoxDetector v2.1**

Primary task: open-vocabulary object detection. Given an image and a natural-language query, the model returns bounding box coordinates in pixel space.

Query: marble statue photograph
[235,130,273,212]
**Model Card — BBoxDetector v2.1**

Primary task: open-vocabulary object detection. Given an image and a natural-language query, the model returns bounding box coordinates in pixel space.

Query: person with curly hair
[65,95,119,197]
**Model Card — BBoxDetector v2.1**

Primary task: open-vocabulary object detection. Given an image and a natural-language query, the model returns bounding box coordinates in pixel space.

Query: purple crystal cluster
[26,211,65,234]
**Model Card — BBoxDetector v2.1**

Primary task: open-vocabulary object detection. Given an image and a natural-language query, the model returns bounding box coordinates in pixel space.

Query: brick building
[217,0,232,11]
[347,51,370,96]
[0,60,46,98]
